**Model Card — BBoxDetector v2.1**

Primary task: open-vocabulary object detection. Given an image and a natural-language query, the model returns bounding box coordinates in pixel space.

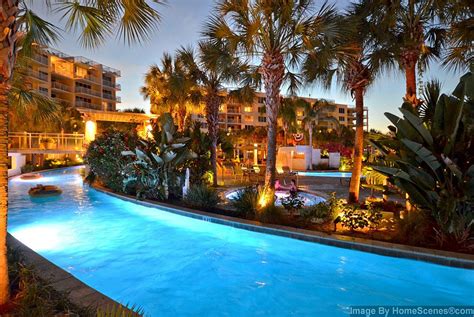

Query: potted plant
[40,137,56,150]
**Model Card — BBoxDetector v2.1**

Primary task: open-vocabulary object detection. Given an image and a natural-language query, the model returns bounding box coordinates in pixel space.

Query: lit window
[244,106,252,112]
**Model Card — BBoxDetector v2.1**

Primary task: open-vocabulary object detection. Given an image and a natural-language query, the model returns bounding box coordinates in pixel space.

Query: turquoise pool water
[297,171,353,177]
[8,167,474,316]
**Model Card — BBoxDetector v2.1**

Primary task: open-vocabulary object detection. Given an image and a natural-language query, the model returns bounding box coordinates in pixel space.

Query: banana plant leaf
[399,108,433,146]
[401,139,441,174]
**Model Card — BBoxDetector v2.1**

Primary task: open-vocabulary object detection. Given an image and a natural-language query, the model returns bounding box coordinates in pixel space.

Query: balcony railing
[51,82,71,92]
[102,94,121,102]
[75,100,102,110]
[102,65,121,76]
[226,107,241,113]
[28,70,48,82]
[102,80,121,90]
[75,86,102,97]
[9,132,85,152]
[53,97,71,107]
[31,54,48,65]
[76,74,99,83]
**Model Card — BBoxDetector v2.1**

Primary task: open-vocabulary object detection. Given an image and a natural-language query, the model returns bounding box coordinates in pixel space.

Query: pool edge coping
[92,184,474,269]
[6,234,134,314]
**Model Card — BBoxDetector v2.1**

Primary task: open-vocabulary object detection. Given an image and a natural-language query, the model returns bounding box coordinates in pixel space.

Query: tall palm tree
[0,0,162,305]
[365,0,446,107]
[177,41,253,186]
[140,53,200,131]
[204,0,339,203]
[304,2,392,202]
[302,99,335,167]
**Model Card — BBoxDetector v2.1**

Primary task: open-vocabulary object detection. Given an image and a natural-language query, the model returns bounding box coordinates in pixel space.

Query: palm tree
[365,0,446,107]
[278,98,298,146]
[204,0,339,203]
[420,79,441,126]
[177,41,253,186]
[302,99,336,167]
[437,0,473,71]
[304,2,392,202]
[140,53,200,131]
[0,0,162,305]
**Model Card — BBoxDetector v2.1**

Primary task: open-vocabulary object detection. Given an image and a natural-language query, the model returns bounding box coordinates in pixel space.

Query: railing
[102,80,121,90]
[75,100,103,110]
[102,65,121,76]
[76,74,99,83]
[103,94,121,102]
[28,70,48,82]
[9,132,85,152]
[51,82,71,92]
[31,54,48,65]
[54,97,71,107]
[75,86,102,97]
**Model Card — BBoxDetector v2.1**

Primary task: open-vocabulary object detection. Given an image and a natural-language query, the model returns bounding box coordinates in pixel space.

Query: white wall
[8,153,26,177]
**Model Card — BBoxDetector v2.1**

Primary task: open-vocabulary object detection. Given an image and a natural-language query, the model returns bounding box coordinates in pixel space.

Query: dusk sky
[33,0,463,131]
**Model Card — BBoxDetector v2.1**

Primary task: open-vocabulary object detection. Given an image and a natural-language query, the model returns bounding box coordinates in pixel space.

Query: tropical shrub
[122,113,196,200]
[184,185,221,210]
[300,202,332,224]
[396,210,437,247]
[85,129,138,192]
[372,70,474,247]
[257,204,284,224]
[185,122,211,185]
[336,204,383,231]
[229,187,260,219]
[280,194,305,213]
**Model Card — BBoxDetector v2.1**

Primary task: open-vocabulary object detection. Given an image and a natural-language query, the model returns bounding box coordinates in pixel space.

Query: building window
[244,106,252,112]
[296,110,304,117]
[39,87,48,95]
[258,106,266,113]
[244,115,253,122]
[297,120,302,126]
[258,116,267,123]
[339,108,345,114]
[339,117,345,122]
[245,125,253,130]
[258,97,265,104]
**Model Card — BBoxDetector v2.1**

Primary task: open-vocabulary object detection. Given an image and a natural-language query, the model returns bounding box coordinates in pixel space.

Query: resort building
[193,92,369,132]
[27,47,121,112]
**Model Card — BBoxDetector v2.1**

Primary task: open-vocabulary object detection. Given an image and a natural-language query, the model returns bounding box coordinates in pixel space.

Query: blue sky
[33,0,463,131]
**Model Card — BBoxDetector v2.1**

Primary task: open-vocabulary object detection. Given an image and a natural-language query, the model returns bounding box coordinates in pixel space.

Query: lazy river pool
[297,171,353,178]
[8,167,474,316]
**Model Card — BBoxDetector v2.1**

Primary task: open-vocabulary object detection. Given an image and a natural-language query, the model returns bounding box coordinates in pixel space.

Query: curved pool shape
[297,171,352,177]
[7,167,474,316]
[226,189,326,206]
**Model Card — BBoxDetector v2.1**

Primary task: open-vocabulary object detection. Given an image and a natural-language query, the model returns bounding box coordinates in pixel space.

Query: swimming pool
[297,171,353,177]
[225,189,326,206]
[8,167,474,316]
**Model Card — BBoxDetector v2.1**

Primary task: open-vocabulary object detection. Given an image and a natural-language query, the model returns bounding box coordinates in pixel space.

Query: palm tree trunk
[206,93,220,187]
[308,125,313,170]
[0,0,19,304]
[402,51,420,107]
[283,126,287,146]
[348,87,364,203]
[261,53,284,197]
